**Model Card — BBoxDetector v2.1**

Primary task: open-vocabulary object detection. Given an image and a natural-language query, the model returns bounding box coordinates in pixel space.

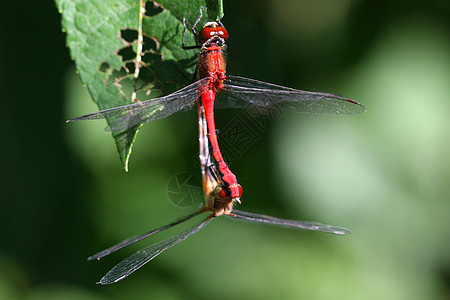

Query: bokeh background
[1,0,449,299]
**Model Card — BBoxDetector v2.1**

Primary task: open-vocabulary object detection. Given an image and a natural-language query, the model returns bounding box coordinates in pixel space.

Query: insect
[87,100,351,285]
[67,10,365,204]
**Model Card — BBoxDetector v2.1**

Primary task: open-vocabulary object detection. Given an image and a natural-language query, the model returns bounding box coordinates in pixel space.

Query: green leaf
[56,0,223,170]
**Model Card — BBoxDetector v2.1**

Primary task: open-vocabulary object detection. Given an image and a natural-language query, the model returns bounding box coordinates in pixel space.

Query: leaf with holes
[56,0,223,170]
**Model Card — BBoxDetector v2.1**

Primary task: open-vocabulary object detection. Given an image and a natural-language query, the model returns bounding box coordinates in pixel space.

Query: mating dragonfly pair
[68,11,365,284]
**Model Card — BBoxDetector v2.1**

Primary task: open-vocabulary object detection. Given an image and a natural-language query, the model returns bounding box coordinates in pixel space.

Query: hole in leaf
[121,29,138,43]
[106,67,129,86]
[142,35,157,52]
[142,52,161,62]
[99,62,110,73]
[125,62,135,74]
[118,46,136,62]
[144,1,163,17]
[105,67,135,97]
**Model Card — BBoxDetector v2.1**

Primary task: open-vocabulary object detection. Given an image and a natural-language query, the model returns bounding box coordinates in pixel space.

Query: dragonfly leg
[182,7,206,49]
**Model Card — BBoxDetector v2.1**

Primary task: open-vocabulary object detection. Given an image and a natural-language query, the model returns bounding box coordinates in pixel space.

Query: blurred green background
[1,0,449,299]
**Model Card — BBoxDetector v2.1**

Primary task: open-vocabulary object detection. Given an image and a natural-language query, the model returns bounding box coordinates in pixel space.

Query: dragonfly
[87,101,351,285]
[67,10,366,205]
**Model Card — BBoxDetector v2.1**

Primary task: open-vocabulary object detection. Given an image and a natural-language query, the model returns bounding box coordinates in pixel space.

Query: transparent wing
[67,78,210,133]
[97,216,213,285]
[229,209,351,235]
[88,210,203,261]
[217,75,366,114]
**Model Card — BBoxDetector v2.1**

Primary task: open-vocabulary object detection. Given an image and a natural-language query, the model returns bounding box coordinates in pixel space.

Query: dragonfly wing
[67,79,209,133]
[218,75,366,114]
[229,209,351,235]
[97,216,213,285]
[88,210,203,261]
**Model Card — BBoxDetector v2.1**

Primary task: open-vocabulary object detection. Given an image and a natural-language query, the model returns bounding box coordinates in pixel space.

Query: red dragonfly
[67,13,366,205]
[87,101,351,285]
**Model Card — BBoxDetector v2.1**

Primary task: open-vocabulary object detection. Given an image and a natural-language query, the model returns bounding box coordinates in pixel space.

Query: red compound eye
[200,27,216,42]
[200,24,228,43]
[237,184,243,198]
[217,184,243,199]
[218,187,228,199]
[216,26,228,40]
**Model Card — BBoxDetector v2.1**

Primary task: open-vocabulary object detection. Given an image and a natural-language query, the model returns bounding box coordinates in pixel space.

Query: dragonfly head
[199,22,228,46]
[218,184,243,203]
[211,184,243,216]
